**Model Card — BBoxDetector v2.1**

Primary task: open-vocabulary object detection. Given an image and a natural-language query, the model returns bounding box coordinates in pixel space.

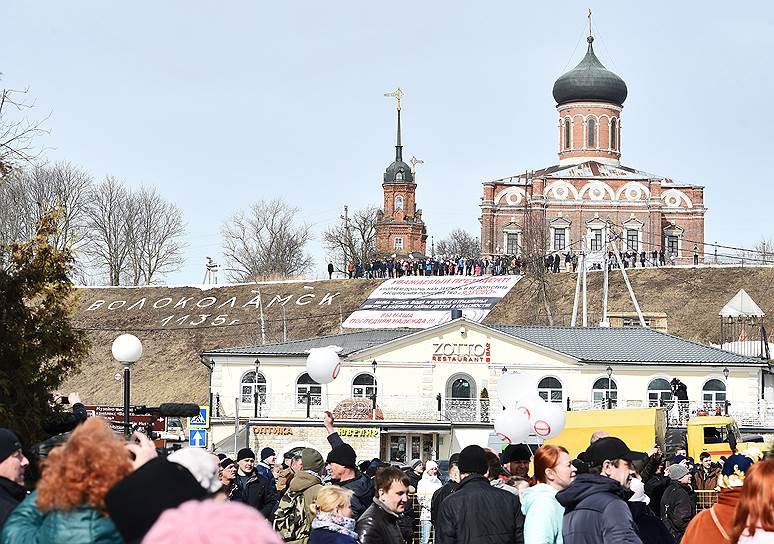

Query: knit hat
[0,429,22,463]
[220,457,235,470]
[671,454,687,465]
[237,448,255,461]
[668,463,690,480]
[301,448,324,474]
[105,457,208,544]
[458,445,488,476]
[168,448,222,494]
[326,443,357,469]
[448,453,460,467]
[425,460,438,472]
[502,443,532,463]
[260,447,276,461]
[411,459,423,470]
[143,499,283,544]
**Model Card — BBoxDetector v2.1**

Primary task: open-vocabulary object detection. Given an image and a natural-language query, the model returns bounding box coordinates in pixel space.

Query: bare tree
[83,176,134,285]
[435,228,481,259]
[322,206,377,272]
[754,237,774,264]
[125,187,186,284]
[222,198,313,282]
[0,85,48,177]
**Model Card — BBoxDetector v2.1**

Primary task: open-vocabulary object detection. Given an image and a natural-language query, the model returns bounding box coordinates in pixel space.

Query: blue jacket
[521,483,564,544]
[556,473,642,544]
[1,491,123,544]
[309,527,360,544]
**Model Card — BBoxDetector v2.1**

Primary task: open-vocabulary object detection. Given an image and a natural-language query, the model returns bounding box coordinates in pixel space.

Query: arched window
[352,373,377,398]
[702,379,726,407]
[610,118,618,149]
[647,378,672,407]
[447,374,476,399]
[592,377,617,408]
[587,118,596,147]
[240,371,267,405]
[296,373,322,407]
[394,195,404,210]
[395,169,404,181]
[564,118,571,149]
[538,377,563,403]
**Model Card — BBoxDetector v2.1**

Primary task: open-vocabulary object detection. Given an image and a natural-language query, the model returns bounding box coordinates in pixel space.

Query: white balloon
[530,401,567,439]
[516,393,546,421]
[306,346,342,385]
[497,372,536,409]
[494,408,531,445]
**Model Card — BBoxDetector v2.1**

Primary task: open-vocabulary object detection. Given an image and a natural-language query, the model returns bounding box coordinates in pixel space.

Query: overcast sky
[2,2,772,284]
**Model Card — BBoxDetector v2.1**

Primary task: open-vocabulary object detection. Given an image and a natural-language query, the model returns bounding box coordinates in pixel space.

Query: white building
[203,318,771,461]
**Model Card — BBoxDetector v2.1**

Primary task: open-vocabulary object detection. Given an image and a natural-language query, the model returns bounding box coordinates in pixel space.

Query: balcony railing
[213,393,774,428]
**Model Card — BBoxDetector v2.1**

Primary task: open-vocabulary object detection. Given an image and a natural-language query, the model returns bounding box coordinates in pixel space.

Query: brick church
[480,35,706,265]
[375,93,428,257]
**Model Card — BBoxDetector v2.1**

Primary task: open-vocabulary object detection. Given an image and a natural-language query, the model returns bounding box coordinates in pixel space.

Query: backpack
[274,488,310,542]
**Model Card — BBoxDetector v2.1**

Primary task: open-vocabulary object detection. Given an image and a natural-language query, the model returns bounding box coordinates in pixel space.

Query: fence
[695,490,719,511]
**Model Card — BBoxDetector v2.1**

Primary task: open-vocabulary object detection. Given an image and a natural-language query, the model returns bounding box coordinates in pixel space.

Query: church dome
[384,160,414,183]
[553,37,627,106]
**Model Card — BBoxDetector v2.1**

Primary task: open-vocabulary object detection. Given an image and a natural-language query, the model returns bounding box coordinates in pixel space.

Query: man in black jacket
[324,412,375,519]
[233,447,278,520]
[357,466,409,544]
[0,429,28,531]
[660,464,695,543]
[436,445,524,544]
[430,454,459,527]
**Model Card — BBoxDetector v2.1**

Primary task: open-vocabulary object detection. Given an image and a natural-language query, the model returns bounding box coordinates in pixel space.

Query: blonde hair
[311,486,353,515]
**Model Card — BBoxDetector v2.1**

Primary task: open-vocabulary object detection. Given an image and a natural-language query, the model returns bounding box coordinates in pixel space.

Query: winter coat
[1,491,122,544]
[681,488,740,544]
[436,474,524,544]
[241,471,279,520]
[416,474,442,522]
[309,527,361,544]
[521,483,564,544]
[430,480,456,526]
[628,501,674,544]
[0,477,26,531]
[309,512,360,544]
[556,473,642,544]
[692,467,720,491]
[326,433,374,520]
[355,498,404,544]
[289,470,324,527]
[660,482,695,542]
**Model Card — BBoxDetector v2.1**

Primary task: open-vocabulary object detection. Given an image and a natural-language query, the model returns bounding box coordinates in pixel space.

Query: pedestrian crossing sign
[188,406,209,429]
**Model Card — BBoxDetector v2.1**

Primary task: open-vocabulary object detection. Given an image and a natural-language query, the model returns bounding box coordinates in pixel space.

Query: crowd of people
[0,408,772,544]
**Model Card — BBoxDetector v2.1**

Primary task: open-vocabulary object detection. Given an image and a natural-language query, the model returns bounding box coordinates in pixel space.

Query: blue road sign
[188,406,209,429]
[189,429,207,448]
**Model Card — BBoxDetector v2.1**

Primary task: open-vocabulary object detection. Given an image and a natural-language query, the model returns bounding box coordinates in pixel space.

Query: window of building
[451,378,472,399]
[506,233,519,254]
[592,377,617,408]
[395,170,404,181]
[611,118,618,149]
[564,119,571,149]
[240,371,267,405]
[587,118,596,147]
[352,373,377,398]
[394,195,403,210]
[591,229,603,251]
[626,229,639,252]
[296,373,322,407]
[553,228,566,251]
[647,378,672,406]
[622,317,652,327]
[394,237,404,250]
[538,377,563,403]
[667,235,679,257]
[702,379,726,406]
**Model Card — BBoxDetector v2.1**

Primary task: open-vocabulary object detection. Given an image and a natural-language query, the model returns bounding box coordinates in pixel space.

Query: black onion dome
[384,160,414,183]
[553,37,627,106]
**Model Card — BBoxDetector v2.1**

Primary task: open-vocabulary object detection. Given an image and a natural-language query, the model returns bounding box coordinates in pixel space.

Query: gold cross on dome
[384,87,404,110]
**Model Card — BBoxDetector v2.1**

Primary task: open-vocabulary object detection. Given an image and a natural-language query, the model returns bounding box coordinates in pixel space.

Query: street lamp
[199,355,214,416]
[371,361,378,420]
[112,334,143,436]
[723,367,730,415]
[253,358,261,418]
[606,366,613,410]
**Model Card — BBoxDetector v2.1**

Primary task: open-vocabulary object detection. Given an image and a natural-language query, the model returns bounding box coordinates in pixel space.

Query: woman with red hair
[520,444,576,544]
[1,417,132,543]
[730,459,774,543]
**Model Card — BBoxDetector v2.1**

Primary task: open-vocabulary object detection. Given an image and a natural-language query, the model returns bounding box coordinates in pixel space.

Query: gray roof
[491,326,761,365]
[206,323,762,366]
[553,38,627,106]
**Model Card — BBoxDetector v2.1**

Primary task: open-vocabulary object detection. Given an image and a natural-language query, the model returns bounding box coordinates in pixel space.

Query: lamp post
[723,367,730,415]
[606,365,613,410]
[253,358,261,418]
[199,355,214,415]
[371,360,378,420]
[111,334,143,437]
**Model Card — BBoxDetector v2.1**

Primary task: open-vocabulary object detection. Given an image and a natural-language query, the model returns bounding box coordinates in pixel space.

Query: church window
[626,229,639,251]
[666,235,679,257]
[590,229,603,251]
[506,233,519,254]
[394,195,403,210]
[396,169,404,181]
[394,237,404,250]
[553,228,566,251]
[564,119,571,149]
[611,118,618,149]
[587,118,596,147]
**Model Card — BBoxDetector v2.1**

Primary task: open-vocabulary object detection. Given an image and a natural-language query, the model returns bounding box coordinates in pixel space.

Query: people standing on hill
[521,445,577,544]
[660,463,696,543]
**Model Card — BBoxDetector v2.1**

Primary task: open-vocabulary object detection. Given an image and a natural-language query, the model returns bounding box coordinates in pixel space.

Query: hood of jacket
[289,470,322,493]
[520,482,558,515]
[556,473,630,512]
